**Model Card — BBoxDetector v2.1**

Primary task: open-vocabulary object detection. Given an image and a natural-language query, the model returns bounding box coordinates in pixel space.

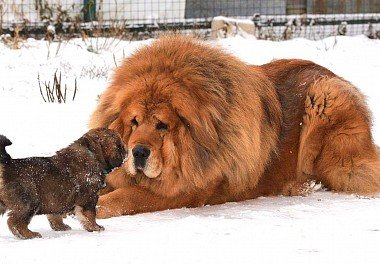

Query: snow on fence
[0,0,186,26]
[0,0,379,40]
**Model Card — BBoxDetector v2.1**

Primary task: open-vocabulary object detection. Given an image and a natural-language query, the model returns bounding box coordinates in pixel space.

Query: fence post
[0,4,3,35]
[84,0,96,22]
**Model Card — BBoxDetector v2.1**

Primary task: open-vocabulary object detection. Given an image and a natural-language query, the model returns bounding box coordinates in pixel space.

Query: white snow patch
[1,35,380,263]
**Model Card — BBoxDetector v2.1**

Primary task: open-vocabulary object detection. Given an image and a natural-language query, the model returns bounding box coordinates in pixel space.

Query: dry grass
[38,71,77,103]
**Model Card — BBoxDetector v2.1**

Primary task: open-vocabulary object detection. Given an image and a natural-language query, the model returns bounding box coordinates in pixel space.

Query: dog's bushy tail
[0,135,11,215]
[0,135,12,163]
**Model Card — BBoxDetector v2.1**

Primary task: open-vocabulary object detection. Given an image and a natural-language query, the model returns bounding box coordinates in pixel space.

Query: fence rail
[0,0,380,40]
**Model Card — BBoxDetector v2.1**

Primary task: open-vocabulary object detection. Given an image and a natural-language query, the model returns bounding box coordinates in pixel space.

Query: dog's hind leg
[47,214,71,231]
[298,77,380,195]
[7,209,41,239]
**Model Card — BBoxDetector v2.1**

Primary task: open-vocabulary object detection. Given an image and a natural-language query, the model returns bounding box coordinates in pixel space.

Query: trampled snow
[1,35,380,263]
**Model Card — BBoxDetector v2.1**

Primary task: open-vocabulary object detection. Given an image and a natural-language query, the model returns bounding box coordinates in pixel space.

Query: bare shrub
[38,71,77,103]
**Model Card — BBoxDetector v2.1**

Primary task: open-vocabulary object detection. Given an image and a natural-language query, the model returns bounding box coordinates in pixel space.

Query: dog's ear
[176,109,219,152]
[0,135,12,163]
[108,112,131,146]
[78,132,107,165]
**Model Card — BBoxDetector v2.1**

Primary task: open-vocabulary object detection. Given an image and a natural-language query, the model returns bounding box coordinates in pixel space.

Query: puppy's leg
[299,77,380,195]
[47,214,71,231]
[74,205,104,232]
[7,209,41,239]
[0,201,6,215]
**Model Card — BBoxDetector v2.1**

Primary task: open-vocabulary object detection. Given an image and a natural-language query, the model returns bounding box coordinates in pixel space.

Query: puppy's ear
[78,133,107,165]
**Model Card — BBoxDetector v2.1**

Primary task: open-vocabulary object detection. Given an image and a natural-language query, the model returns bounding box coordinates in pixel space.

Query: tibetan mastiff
[90,35,380,218]
[0,128,125,239]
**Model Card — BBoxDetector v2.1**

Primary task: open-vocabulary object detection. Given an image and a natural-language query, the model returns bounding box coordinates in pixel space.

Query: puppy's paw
[85,224,105,232]
[25,231,42,240]
[14,230,42,240]
[47,214,72,231]
[94,224,105,232]
[51,223,72,231]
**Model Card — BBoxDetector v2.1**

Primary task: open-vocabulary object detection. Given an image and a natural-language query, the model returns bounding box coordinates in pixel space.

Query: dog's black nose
[132,145,150,168]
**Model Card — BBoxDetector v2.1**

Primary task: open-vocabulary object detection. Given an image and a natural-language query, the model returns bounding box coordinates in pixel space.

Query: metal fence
[1,0,380,40]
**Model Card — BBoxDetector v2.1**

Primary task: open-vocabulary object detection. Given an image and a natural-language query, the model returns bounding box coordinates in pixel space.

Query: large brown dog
[90,35,380,218]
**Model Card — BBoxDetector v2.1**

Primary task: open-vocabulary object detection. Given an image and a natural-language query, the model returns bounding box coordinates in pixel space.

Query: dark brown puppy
[0,128,125,239]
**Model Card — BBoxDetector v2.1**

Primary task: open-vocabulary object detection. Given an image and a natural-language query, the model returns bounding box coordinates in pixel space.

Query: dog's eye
[156,121,168,131]
[131,117,138,127]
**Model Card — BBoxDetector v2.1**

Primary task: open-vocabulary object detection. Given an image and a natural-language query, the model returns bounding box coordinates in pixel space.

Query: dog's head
[115,98,181,180]
[79,128,126,174]
[89,36,235,195]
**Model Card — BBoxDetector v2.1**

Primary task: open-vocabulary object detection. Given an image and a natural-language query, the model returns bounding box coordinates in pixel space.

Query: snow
[1,35,380,263]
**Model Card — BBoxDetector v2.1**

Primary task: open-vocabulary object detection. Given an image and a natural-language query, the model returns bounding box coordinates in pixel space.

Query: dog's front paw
[299,150,318,176]
[96,196,123,219]
[96,204,122,219]
[96,205,112,219]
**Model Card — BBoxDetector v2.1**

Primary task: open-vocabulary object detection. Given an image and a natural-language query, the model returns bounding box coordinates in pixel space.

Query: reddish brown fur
[90,36,380,218]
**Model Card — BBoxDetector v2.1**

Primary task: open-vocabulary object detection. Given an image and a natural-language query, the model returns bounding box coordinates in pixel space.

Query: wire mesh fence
[0,0,380,40]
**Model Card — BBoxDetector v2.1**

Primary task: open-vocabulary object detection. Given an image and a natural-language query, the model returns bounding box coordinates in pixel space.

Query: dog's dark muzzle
[132,145,150,169]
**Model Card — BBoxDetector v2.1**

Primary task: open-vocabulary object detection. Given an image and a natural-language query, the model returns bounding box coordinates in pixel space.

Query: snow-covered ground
[1,35,380,263]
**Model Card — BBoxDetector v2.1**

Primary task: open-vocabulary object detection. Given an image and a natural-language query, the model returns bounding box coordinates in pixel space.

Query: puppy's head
[79,128,126,173]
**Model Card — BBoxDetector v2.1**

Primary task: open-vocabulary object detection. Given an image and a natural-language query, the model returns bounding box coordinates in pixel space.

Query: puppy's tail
[0,135,12,163]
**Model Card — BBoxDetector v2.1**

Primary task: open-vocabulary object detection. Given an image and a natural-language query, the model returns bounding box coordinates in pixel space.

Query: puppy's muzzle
[132,145,150,169]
